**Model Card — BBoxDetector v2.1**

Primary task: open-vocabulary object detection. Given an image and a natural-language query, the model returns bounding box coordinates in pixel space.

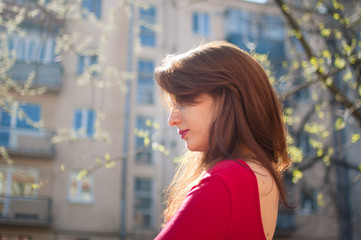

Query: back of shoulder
[209,160,255,183]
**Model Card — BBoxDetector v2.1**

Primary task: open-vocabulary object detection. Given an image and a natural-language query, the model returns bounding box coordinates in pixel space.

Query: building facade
[1,0,359,239]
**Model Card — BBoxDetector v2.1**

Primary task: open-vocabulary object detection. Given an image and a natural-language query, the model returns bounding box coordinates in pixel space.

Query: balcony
[0,196,52,227]
[0,128,56,159]
[7,61,62,92]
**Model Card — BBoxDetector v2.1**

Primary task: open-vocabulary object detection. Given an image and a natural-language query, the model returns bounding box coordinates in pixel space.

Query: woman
[154,41,291,240]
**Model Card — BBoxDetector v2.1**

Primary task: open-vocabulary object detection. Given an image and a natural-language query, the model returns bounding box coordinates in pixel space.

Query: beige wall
[51,0,128,235]
[2,0,127,238]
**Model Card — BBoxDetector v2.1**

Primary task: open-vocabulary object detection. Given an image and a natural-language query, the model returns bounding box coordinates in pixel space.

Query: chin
[185,143,207,152]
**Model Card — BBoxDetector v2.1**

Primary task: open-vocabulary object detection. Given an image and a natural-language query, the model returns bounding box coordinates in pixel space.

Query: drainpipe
[121,1,134,240]
[335,124,353,240]
[332,98,353,240]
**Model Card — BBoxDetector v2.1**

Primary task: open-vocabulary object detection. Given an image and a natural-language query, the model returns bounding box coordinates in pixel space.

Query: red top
[155,159,266,240]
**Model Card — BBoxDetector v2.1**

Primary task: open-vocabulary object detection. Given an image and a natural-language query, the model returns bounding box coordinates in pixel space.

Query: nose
[168,107,181,127]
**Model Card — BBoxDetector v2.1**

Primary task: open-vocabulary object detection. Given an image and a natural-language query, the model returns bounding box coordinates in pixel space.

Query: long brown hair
[155,41,292,224]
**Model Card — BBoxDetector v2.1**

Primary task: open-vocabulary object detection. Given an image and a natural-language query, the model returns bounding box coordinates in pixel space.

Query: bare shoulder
[245,160,279,240]
[244,161,278,197]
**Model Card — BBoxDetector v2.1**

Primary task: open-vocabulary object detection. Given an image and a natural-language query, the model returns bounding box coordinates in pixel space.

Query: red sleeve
[154,175,231,240]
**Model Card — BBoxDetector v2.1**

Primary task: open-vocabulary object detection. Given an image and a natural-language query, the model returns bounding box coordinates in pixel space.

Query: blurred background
[0,0,360,239]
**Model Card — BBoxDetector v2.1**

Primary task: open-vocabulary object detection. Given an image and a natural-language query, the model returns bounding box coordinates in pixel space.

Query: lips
[179,129,189,139]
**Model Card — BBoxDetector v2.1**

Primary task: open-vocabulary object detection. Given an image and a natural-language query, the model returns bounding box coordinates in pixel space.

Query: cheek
[202,117,215,148]
[197,124,212,150]
[204,115,215,135]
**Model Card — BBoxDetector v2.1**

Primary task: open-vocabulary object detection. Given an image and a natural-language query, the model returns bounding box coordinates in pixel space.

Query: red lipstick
[179,129,189,139]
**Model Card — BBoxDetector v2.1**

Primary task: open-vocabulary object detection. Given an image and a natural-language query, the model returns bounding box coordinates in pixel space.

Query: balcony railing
[0,128,56,159]
[7,61,62,91]
[0,196,52,227]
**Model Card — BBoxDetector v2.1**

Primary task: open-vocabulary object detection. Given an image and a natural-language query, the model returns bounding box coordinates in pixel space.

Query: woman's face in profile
[168,94,216,152]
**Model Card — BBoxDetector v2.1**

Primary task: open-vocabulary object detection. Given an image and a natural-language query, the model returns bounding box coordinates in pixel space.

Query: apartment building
[0,0,126,239]
[1,0,359,240]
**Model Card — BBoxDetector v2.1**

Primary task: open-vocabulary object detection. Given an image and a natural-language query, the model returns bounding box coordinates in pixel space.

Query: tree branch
[282,67,345,99]
[274,0,361,127]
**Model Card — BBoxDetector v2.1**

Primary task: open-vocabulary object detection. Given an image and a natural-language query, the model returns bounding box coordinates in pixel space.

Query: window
[0,166,39,220]
[0,103,41,149]
[134,178,153,229]
[276,177,296,230]
[68,171,94,204]
[36,38,56,63]
[262,15,284,41]
[16,104,41,129]
[0,166,39,197]
[192,12,210,37]
[0,108,11,147]
[135,116,153,165]
[7,34,56,63]
[0,103,41,129]
[298,132,312,156]
[77,55,98,76]
[16,38,26,61]
[139,6,156,47]
[137,60,155,104]
[26,40,35,61]
[73,109,96,138]
[292,73,310,101]
[226,10,286,78]
[299,188,318,215]
[82,0,102,19]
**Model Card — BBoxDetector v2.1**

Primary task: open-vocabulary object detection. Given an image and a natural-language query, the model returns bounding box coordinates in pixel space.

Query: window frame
[67,171,94,204]
[299,188,318,215]
[135,116,154,165]
[81,0,102,19]
[192,12,210,37]
[0,165,39,198]
[0,103,43,149]
[7,33,56,63]
[0,103,41,130]
[133,177,154,229]
[77,55,99,76]
[139,6,157,47]
[73,108,96,138]
[136,59,155,105]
